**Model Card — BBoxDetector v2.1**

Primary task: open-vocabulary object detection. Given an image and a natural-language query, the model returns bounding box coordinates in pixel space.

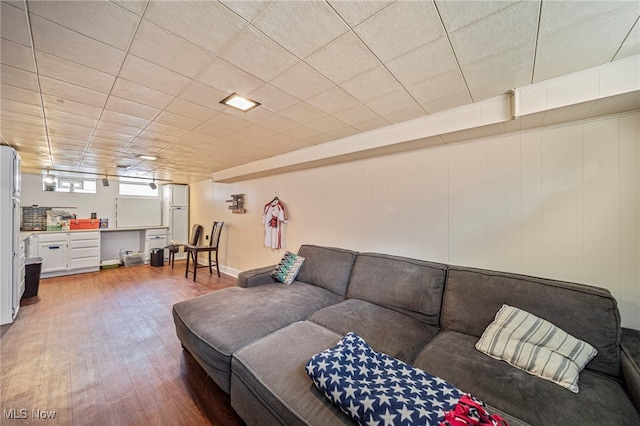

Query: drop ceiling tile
[341,66,403,103]
[219,0,271,22]
[1,2,31,46]
[253,1,348,58]
[284,125,325,140]
[165,98,217,122]
[111,1,148,16]
[100,110,151,128]
[333,103,380,126]
[47,121,93,137]
[248,83,299,113]
[449,1,539,66]
[206,112,252,131]
[259,114,300,133]
[365,89,422,117]
[463,44,534,100]
[29,15,126,75]
[354,0,444,62]
[327,126,360,140]
[145,122,188,138]
[93,129,133,144]
[120,54,192,96]
[279,102,326,123]
[28,0,139,50]
[1,84,41,106]
[262,132,300,146]
[111,78,174,109]
[437,0,521,32]
[615,19,640,60]
[2,98,43,117]
[307,86,360,114]
[353,116,390,132]
[533,49,619,83]
[35,51,116,94]
[42,94,103,119]
[0,110,43,126]
[197,58,265,95]
[240,123,278,140]
[96,120,140,137]
[387,37,458,87]
[384,105,426,124]
[419,91,473,115]
[408,69,469,106]
[144,0,247,54]
[154,111,202,131]
[129,20,214,78]
[39,76,108,108]
[105,96,161,121]
[1,39,35,72]
[46,109,98,128]
[306,31,380,85]
[327,0,394,27]
[178,81,228,111]
[1,64,38,91]
[221,25,299,81]
[193,121,234,139]
[271,62,334,100]
[307,115,349,133]
[535,10,639,76]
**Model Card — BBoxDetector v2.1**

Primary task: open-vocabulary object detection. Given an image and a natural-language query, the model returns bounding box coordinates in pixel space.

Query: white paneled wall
[195,112,640,329]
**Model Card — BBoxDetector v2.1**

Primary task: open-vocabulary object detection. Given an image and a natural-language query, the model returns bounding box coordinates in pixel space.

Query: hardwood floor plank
[1,263,242,425]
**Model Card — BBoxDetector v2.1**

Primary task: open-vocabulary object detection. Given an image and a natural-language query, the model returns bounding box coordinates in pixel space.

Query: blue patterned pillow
[271,251,305,285]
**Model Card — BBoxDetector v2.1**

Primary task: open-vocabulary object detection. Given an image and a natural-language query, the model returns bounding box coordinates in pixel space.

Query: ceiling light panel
[221,93,260,112]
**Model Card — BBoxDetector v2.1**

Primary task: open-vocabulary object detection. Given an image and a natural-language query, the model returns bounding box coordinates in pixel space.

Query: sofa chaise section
[172,245,357,393]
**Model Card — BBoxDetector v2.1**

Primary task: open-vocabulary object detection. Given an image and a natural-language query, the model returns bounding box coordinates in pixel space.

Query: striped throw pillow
[271,251,305,285]
[476,304,597,393]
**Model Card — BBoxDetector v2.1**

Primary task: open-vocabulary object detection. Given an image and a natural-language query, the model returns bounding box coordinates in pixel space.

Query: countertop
[20,225,168,239]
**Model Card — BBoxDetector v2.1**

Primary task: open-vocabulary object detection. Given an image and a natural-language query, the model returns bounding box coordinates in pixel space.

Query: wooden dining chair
[169,224,203,268]
[185,221,224,281]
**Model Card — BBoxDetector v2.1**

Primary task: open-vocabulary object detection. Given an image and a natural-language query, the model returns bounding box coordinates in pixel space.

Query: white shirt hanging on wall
[262,198,287,249]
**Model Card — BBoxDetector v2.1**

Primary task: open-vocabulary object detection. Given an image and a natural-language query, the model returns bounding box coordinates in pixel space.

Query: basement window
[119,179,158,197]
[43,177,97,194]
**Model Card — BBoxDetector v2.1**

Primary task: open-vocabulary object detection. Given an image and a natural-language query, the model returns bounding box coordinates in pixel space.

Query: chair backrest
[209,222,224,248]
[190,224,204,245]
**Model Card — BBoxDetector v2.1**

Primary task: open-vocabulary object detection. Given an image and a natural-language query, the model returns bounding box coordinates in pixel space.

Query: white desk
[100,226,169,262]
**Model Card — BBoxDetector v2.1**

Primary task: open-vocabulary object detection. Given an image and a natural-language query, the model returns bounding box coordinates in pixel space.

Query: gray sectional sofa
[172,245,640,425]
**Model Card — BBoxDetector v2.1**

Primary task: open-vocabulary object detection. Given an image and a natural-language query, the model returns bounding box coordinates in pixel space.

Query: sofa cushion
[172,283,343,393]
[476,304,597,393]
[231,321,350,426]
[413,331,640,426]
[441,266,620,377]
[308,298,438,364]
[345,253,447,326]
[295,245,358,296]
[271,251,305,284]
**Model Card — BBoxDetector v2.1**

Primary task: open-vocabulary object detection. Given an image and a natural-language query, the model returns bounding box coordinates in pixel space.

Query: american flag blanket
[305,333,507,426]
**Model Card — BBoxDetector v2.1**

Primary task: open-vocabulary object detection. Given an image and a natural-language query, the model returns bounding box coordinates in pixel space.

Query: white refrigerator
[1,146,23,325]
[162,185,189,259]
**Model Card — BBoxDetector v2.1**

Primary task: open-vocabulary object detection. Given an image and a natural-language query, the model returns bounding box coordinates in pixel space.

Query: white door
[170,207,188,244]
[170,185,188,207]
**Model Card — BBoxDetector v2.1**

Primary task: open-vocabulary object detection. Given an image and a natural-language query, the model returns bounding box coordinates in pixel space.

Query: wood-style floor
[0,262,243,425]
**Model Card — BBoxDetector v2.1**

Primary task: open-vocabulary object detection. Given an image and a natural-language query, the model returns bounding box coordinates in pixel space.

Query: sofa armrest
[237,265,278,288]
[621,327,640,414]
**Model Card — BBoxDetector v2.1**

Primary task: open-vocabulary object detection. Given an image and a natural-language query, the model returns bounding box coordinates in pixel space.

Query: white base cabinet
[37,231,100,278]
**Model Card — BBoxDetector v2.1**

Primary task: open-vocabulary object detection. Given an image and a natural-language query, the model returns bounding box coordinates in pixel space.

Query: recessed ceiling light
[220,92,260,112]
[137,155,158,161]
